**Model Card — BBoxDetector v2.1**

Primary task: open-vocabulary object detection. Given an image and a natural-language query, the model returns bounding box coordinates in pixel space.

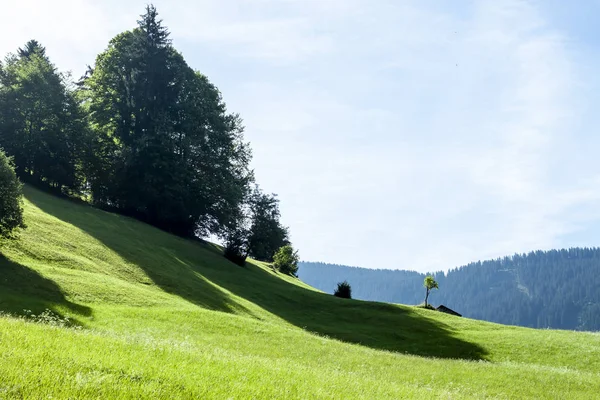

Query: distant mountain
[298,248,600,331]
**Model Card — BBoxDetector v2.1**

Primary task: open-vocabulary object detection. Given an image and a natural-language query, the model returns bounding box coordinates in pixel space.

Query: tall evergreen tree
[18,40,46,59]
[83,5,253,237]
[247,188,289,262]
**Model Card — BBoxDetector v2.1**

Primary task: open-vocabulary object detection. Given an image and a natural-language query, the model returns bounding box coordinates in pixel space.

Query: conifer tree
[247,189,289,261]
[83,5,253,236]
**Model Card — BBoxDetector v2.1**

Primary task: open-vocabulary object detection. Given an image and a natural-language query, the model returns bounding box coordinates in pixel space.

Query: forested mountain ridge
[299,247,600,331]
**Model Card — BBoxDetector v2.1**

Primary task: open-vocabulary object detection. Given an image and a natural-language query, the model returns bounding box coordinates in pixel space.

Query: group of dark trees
[0,5,292,265]
[0,40,86,193]
[299,248,600,331]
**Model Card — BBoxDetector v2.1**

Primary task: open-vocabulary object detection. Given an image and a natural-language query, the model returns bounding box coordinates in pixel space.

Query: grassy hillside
[0,186,599,399]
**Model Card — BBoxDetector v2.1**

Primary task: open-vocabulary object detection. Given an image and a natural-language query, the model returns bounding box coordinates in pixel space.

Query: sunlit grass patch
[0,186,599,399]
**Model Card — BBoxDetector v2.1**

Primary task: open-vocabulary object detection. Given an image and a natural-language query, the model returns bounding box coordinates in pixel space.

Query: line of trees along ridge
[298,247,600,331]
[0,5,290,263]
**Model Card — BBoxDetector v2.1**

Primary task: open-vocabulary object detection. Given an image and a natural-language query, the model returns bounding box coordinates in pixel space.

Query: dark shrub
[334,281,352,299]
[224,245,247,267]
[222,222,249,267]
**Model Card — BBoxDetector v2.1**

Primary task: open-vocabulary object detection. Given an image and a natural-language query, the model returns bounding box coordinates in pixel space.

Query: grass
[0,186,599,398]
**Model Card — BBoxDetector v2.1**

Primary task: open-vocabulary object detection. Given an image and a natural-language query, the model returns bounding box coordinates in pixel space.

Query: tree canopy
[81,5,253,237]
[0,40,86,193]
[0,5,292,263]
[247,189,289,261]
[0,150,25,238]
[273,245,299,276]
[423,275,439,308]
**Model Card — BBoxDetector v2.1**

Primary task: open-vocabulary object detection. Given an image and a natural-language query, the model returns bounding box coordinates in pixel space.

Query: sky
[3,0,600,272]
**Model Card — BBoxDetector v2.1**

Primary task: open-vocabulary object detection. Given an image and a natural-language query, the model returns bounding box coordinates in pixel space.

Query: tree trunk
[425,288,430,307]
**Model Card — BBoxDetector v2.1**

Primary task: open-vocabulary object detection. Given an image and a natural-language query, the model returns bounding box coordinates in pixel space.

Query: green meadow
[0,186,599,399]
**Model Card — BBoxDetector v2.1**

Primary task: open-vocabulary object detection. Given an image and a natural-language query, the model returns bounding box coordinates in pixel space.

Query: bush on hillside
[223,223,249,267]
[273,245,299,275]
[0,150,25,238]
[224,244,247,267]
[334,281,352,299]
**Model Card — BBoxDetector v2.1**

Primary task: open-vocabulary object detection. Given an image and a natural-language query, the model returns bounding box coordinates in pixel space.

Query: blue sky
[3,0,600,272]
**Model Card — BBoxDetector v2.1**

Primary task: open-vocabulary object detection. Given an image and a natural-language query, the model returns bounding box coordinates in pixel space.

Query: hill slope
[0,186,599,398]
[299,255,600,331]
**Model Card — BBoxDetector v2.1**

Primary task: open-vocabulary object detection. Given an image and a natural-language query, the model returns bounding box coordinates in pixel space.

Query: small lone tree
[0,150,25,238]
[334,281,352,299]
[423,275,439,308]
[273,245,299,275]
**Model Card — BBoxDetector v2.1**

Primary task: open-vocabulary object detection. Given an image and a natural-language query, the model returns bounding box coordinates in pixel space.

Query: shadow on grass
[24,186,254,317]
[27,186,487,360]
[0,254,92,326]
[217,262,488,360]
